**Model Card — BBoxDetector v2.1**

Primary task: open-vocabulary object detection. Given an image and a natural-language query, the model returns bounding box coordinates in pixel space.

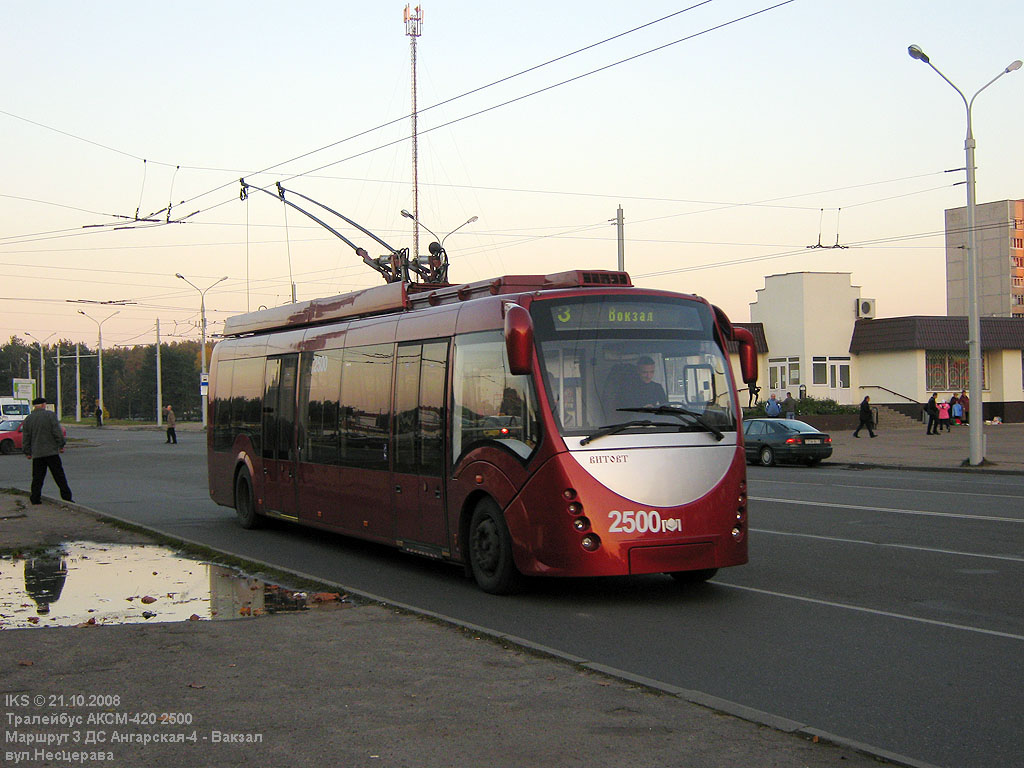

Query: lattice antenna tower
[405,4,424,263]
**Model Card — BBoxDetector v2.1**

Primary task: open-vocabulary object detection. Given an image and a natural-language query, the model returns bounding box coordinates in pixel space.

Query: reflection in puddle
[0,541,347,629]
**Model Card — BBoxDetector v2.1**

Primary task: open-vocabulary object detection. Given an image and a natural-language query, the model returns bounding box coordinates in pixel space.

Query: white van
[0,397,31,423]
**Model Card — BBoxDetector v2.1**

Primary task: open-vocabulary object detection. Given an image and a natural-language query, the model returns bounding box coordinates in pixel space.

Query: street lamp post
[78,310,120,426]
[176,273,228,428]
[907,45,1022,466]
[24,331,55,401]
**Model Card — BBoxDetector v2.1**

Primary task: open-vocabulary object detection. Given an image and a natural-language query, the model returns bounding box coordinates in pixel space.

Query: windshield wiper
[617,405,725,442]
[580,420,665,446]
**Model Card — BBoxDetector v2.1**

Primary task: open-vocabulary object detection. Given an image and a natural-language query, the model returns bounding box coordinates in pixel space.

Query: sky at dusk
[2,0,1022,350]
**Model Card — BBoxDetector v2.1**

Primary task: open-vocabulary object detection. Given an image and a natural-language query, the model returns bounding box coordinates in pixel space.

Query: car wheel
[234,469,261,529]
[758,446,775,466]
[468,498,521,595]
[0,439,13,455]
[669,568,718,584]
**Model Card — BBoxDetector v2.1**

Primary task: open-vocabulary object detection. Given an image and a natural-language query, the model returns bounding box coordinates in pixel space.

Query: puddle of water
[0,541,347,629]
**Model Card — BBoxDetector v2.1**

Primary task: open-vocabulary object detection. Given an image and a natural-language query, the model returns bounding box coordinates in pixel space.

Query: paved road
[4,425,1021,768]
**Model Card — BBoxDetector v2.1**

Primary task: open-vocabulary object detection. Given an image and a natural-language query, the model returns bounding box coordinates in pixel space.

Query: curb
[15,488,942,768]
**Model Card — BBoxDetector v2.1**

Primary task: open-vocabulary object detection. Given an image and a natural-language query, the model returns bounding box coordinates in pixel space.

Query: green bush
[743,395,857,419]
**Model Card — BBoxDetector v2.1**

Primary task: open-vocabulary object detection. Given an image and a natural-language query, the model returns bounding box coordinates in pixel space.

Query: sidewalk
[0,496,909,768]
[826,419,1024,473]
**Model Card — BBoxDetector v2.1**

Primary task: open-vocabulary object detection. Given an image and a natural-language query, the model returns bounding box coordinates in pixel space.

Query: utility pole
[612,205,625,271]
[156,319,163,426]
[56,344,62,419]
[75,344,81,422]
[405,4,424,263]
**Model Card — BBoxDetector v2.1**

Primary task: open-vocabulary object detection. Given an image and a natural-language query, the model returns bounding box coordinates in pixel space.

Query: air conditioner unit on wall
[856,298,876,319]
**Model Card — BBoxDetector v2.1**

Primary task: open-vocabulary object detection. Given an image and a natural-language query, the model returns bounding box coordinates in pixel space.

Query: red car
[0,419,67,455]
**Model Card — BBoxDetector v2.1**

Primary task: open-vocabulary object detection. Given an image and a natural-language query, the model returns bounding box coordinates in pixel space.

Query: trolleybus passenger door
[392,341,449,551]
[261,354,299,518]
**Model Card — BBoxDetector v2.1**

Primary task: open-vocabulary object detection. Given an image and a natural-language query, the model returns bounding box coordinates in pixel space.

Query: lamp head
[907,44,929,63]
[78,310,86,317]
[400,209,414,220]
[467,216,479,224]
[175,273,184,279]
[1007,60,1023,73]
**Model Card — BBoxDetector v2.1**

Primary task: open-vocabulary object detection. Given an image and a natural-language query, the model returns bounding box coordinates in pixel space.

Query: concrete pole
[616,205,625,272]
[56,345,62,419]
[156,319,163,426]
[76,344,82,422]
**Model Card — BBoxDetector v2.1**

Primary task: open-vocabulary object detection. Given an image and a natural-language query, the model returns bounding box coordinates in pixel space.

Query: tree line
[2,337,206,421]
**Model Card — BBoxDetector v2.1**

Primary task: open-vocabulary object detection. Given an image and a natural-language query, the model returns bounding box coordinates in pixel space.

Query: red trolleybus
[207,269,759,593]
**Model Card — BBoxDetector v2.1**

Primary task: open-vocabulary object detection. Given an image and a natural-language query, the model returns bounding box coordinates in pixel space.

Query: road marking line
[750,496,1024,523]
[716,583,1024,641]
[749,528,1024,562]
[754,478,1024,501]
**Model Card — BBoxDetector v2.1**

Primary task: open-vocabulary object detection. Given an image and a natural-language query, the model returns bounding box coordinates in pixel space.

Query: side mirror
[504,304,534,375]
[732,326,758,385]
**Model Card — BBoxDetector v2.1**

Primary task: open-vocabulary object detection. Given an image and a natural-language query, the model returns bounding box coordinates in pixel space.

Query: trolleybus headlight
[580,534,601,552]
[572,517,590,532]
[567,501,584,516]
[732,526,743,540]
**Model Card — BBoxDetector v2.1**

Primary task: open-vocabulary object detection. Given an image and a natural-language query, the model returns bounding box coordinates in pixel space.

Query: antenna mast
[405,4,424,264]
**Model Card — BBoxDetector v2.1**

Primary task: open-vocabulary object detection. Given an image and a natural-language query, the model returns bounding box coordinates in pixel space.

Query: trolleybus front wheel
[234,469,261,529]
[468,499,521,595]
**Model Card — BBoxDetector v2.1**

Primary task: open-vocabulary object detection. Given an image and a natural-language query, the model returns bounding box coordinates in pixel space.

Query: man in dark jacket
[853,395,876,438]
[925,393,940,435]
[22,397,73,505]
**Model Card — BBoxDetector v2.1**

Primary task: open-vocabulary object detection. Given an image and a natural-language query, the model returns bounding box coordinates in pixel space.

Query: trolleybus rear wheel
[468,499,520,595]
[234,469,261,529]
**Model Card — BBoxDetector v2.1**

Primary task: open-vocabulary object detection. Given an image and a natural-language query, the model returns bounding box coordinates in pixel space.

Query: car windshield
[531,294,736,437]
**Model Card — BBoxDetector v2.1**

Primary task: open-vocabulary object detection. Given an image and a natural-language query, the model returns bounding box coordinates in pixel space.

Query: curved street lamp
[176,273,228,428]
[78,310,120,425]
[907,45,1022,466]
[24,331,55,401]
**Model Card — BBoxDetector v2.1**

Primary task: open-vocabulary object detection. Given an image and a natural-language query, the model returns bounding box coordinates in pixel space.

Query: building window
[768,357,800,390]
[812,356,827,385]
[1014,256,1024,268]
[788,356,800,386]
[926,350,986,391]
[1014,237,1024,249]
[1015,277,1024,287]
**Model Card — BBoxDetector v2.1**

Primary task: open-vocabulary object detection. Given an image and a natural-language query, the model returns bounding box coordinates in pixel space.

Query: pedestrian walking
[22,397,73,505]
[937,398,951,432]
[764,394,782,417]
[94,399,103,428]
[164,405,177,444]
[925,393,940,435]
[853,395,876,438]
[782,392,797,420]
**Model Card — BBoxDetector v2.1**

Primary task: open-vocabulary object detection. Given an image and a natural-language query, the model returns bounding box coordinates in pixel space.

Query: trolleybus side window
[299,349,344,465]
[263,355,298,461]
[340,344,393,470]
[212,359,234,451]
[452,331,540,463]
[211,356,265,454]
[394,340,449,476]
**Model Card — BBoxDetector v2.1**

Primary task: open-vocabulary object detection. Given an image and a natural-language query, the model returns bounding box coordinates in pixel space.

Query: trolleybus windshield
[530,295,736,437]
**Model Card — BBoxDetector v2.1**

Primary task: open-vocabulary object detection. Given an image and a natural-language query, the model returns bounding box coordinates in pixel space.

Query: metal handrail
[858,384,920,404]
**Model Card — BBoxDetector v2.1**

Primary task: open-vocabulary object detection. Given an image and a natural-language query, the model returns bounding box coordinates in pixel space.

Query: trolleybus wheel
[468,499,521,595]
[758,446,775,467]
[668,568,718,585]
[234,469,261,529]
